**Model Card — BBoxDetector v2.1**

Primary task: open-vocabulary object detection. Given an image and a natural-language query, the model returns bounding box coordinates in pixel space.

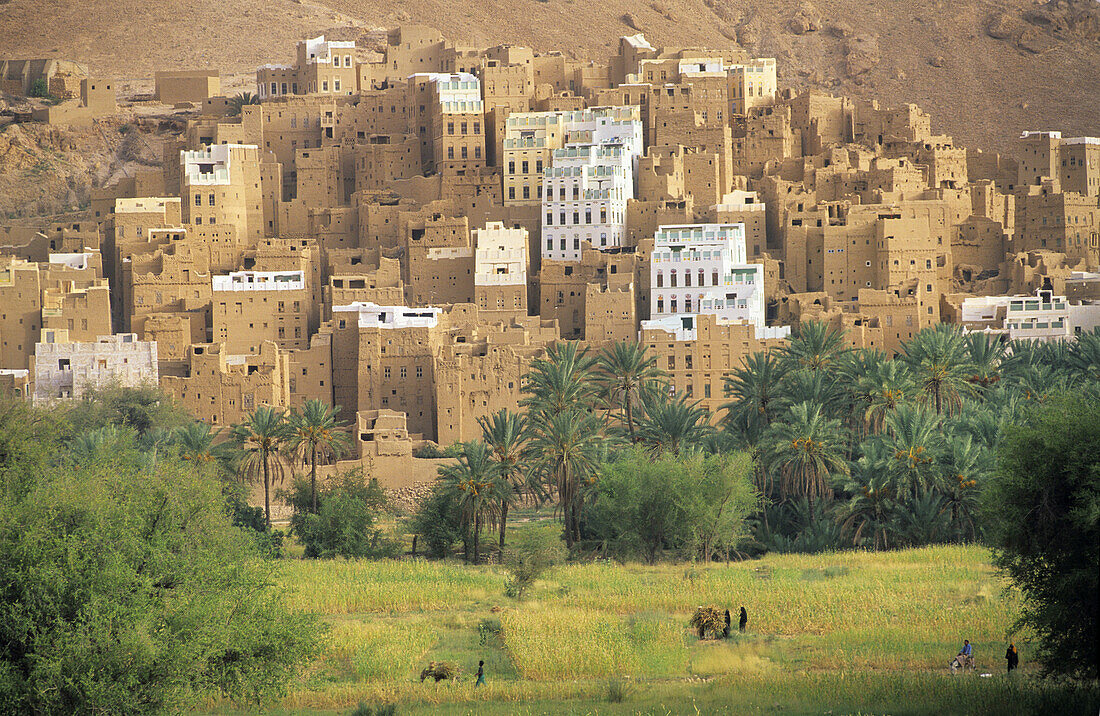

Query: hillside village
[1,27,1098,488]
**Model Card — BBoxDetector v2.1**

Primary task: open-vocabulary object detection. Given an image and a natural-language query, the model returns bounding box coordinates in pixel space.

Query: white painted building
[542,145,635,262]
[211,270,306,292]
[473,222,528,287]
[538,108,644,262]
[33,332,158,404]
[332,302,441,330]
[960,287,1100,342]
[640,313,790,341]
[181,144,235,186]
[650,223,765,328]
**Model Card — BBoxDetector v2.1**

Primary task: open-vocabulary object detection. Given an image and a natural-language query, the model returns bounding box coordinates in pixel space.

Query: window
[384,367,391,379]
[461,146,468,159]
[334,79,341,91]
[461,122,467,134]
[208,193,216,206]
[508,161,515,173]
[322,81,328,92]
[448,122,455,135]
[194,194,201,206]
[522,160,529,173]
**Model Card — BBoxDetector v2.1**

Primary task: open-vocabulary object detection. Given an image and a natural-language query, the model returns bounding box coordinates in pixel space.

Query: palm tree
[594,341,663,440]
[634,392,714,456]
[964,332,1008,393]
[849,357,916,435]
[521,341,598,418]
[899,324,975,415]
[478,409,528,551]
[778,368,847,419]
[231,406,290,529]
[228,91,261,116]
[438,441,503,564]
[878,405,944,498]
[1067,328,1100,383]
[721,351,787,436]
[836,441,896,550]
[782,320,848,373]
[889,490,952,548]
[764,402,849,507]
[287,400,352,514]
[525,409,605,547]
[174,421,231,473]
[68,425,129,465]
[940,435,988,542]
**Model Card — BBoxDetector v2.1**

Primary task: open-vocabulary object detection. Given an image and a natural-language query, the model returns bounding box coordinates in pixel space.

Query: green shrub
[28,78,48,97]
[410,482,465,558]
[0,445,325,712]
[286,472,399,559]
[477,617,503,645]
[503,526,566,599]
[412,443,445,459]
[350,703,396,716]
[605,677,632,703]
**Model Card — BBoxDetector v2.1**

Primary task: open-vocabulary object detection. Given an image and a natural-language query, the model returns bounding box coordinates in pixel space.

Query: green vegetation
[587,449,758,562]
[984,395,1100,679]
[1,319,1098,713]
[244,544,1096,714]
[502,524,566,598]
[228,91,261,116]
[0,398,324,714]
[286,472,399,559]
[28,77,49,97]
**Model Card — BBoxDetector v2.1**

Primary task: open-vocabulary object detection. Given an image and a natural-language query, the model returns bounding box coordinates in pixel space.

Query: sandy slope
[1,0,1098,153]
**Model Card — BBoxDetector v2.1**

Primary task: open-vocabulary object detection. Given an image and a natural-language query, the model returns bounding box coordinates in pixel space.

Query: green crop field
[205,542,1098,715]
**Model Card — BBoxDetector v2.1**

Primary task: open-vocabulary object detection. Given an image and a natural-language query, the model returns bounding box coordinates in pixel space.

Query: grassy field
[206,540,1099,715]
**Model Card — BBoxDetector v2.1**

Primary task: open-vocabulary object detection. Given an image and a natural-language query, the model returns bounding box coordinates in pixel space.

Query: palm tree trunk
[625,394,635,441]
[310,443,319,513]
[499,498,508,552]
[262,451,271,529]
[473,512,481,565]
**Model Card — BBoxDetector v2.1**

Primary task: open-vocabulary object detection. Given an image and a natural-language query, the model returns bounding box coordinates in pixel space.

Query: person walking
[475,660,485,687]
[739,606,747,633]
[723,609,732,638]
[1006,643,1019,674]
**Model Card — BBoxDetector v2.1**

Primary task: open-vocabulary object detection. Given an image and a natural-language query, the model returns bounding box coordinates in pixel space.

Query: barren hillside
[1,0,1098,154]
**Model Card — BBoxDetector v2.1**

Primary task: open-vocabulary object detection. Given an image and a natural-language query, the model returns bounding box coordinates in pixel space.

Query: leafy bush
[477,617,502,645]
[410,482,465,558]
[605,677,632,703]
[351,703,396,716]
[586,449,759,562]
[984,395,1100,679]
[224,478,284,557]
[0,444,325,712]
[412,442,446,458]
[503,526,566,599]
[286,472,399,559]
[28,78,48,97]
